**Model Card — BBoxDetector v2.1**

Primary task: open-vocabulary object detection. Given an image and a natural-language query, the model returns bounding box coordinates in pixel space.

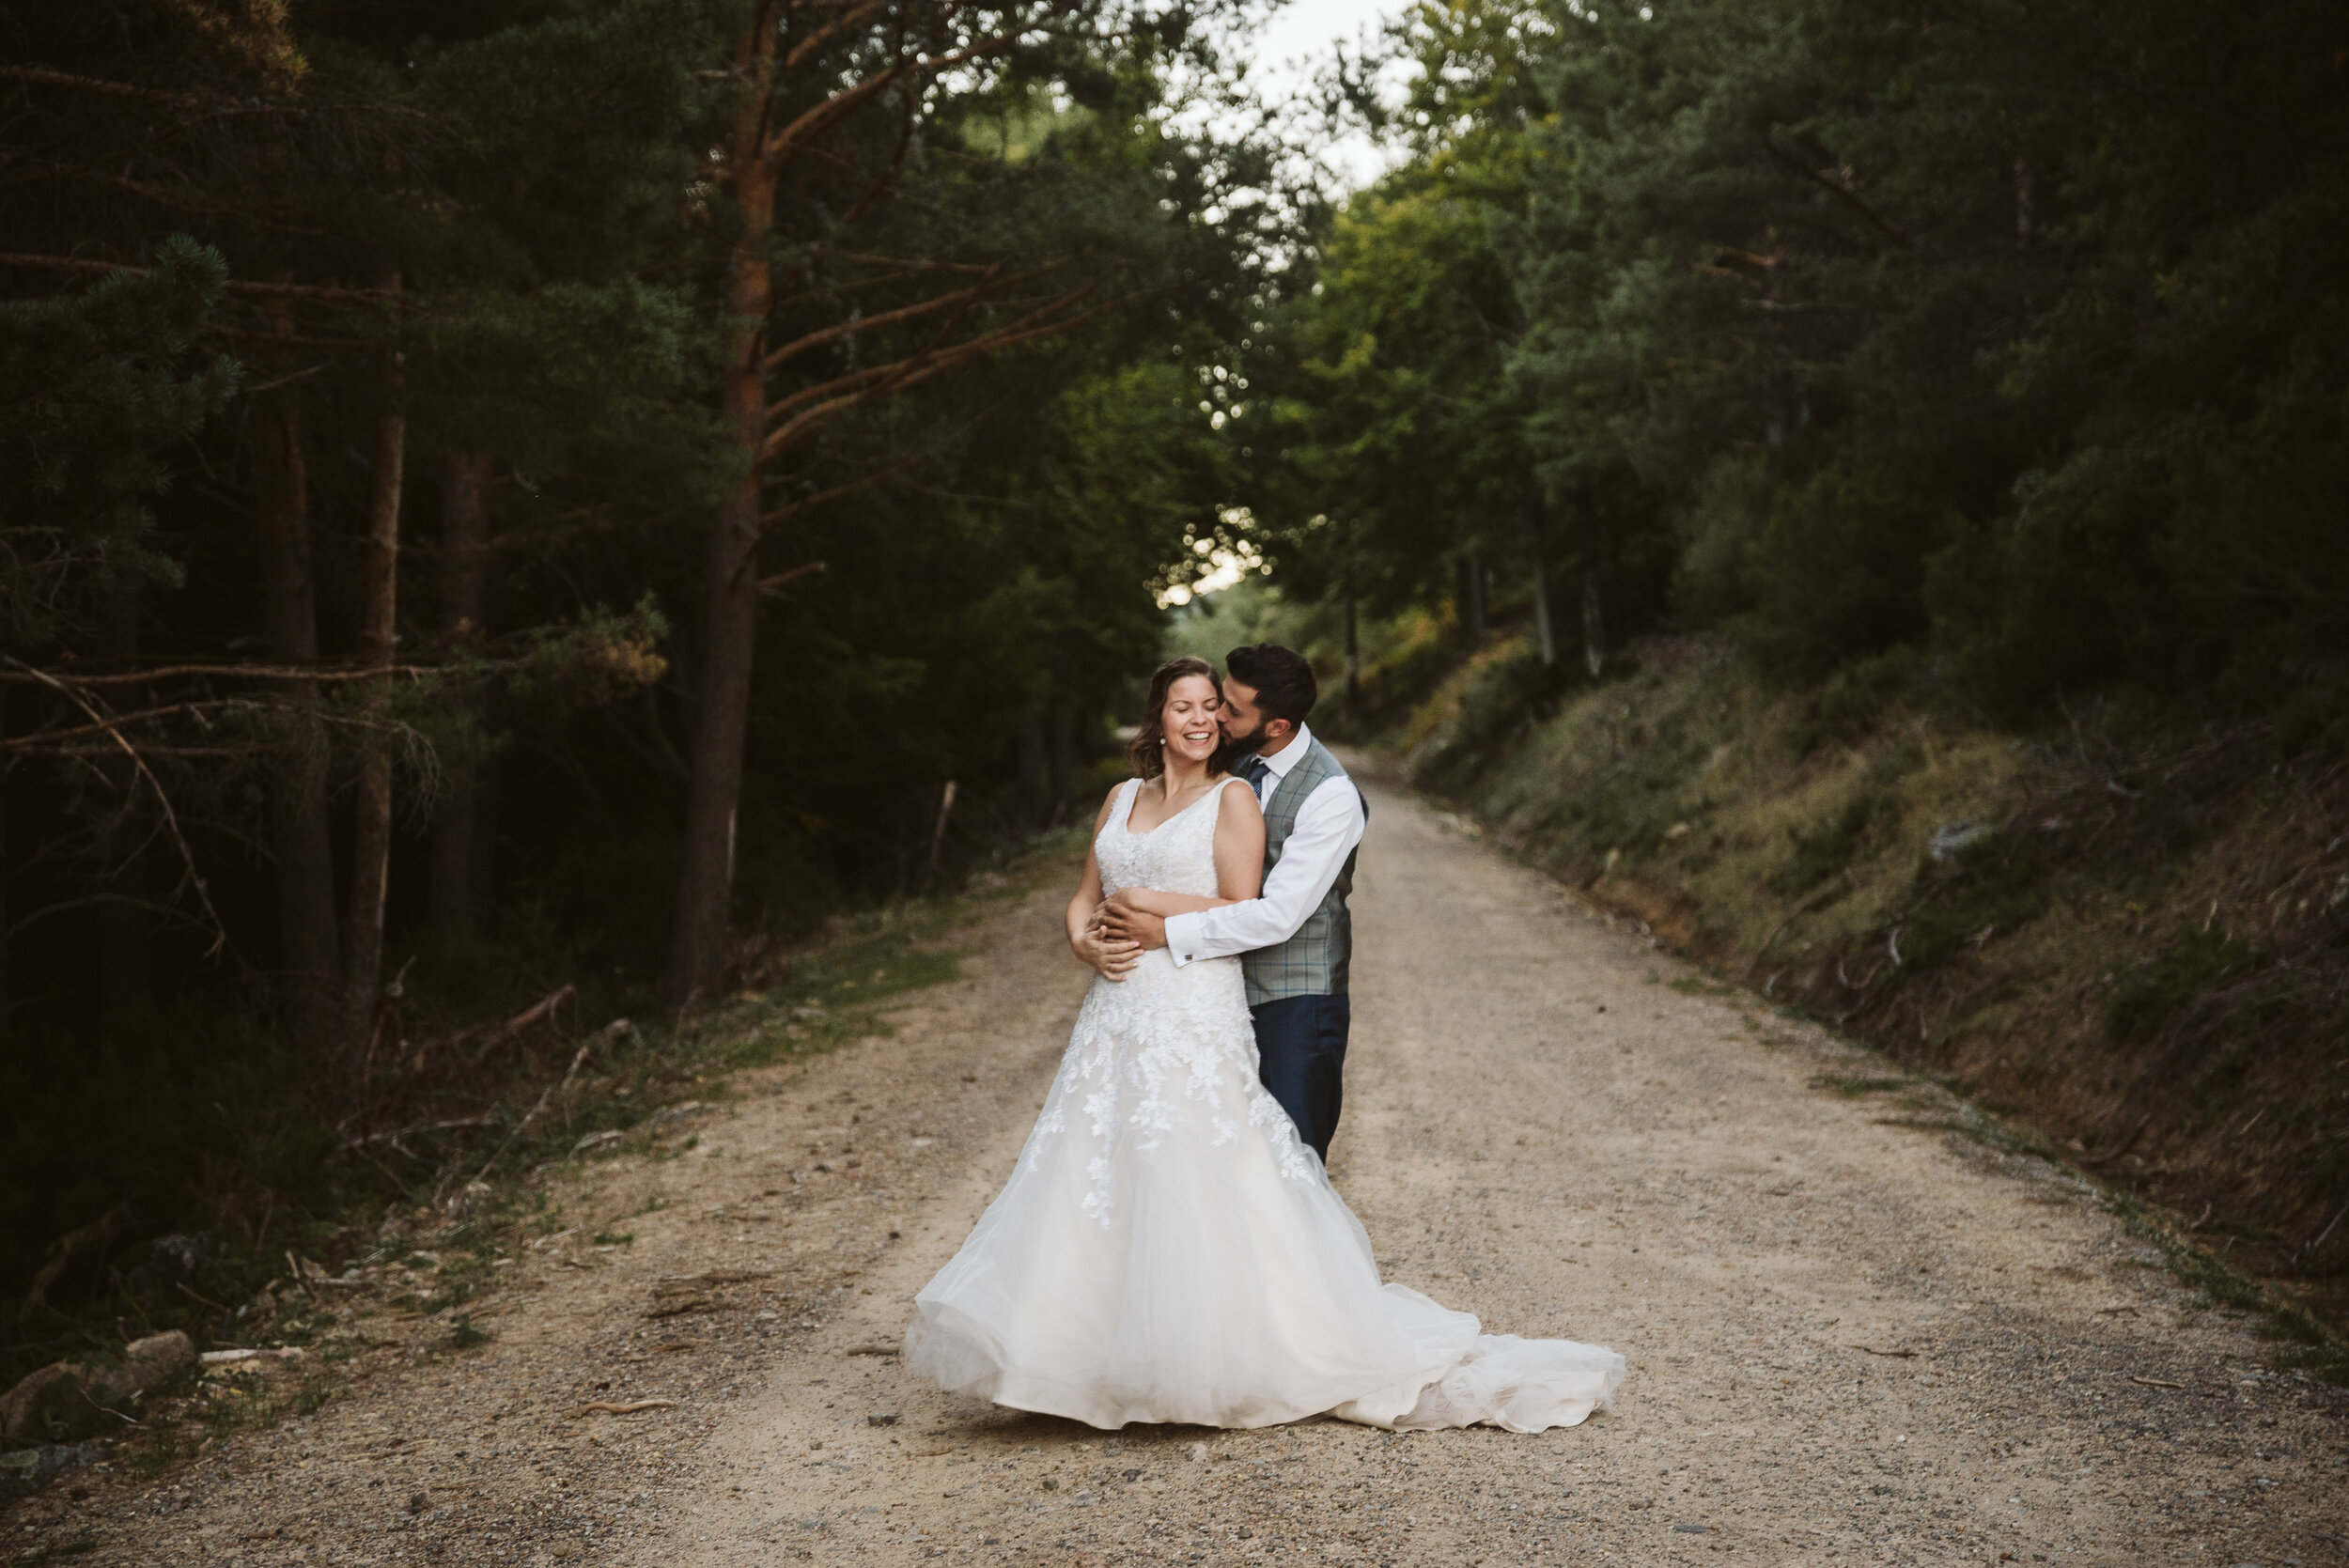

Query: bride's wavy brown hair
[1127,656,1237,781]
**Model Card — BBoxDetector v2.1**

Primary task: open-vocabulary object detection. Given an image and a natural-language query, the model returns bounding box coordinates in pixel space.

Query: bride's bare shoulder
[1091,779,1136,831]
[1216,775,1263,822]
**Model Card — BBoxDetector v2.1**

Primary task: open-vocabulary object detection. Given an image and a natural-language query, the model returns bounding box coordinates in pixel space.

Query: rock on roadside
[0,1330,195,1444]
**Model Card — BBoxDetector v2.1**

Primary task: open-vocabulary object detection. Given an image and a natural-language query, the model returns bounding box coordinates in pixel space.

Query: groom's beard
[1221,716,1268,754]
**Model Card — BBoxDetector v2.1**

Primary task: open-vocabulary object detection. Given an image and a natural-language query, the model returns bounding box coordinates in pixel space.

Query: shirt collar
[1258,722,1313,779]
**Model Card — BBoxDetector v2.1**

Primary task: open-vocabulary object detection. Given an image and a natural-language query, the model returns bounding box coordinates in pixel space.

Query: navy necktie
[1237,754,1271,792]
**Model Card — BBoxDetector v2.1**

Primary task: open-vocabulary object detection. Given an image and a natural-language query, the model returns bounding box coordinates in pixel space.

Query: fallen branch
[469,984,577,1063]
[2127,1375,2186,1389]
[199,1347,306,1366]
[175,1280,235,1313]
[472,1030,595,1182]
[1842,1343,1917,1358]
[342,1114,499,1150]
[567,1399,677,1418]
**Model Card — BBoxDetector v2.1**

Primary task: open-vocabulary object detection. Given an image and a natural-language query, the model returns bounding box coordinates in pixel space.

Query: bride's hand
[1071,921,1141,983]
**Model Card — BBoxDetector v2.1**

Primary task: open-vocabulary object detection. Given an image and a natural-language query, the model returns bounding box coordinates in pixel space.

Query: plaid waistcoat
[1242,737,1364,1005]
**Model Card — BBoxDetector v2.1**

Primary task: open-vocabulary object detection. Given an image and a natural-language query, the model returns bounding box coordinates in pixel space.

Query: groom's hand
[1072,923,1142,982]
[1097,902,1168,951]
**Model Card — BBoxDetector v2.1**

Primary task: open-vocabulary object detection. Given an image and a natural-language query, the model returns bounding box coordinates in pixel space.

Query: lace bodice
[1094,776,1233,903]
[1010,772,1312,1223]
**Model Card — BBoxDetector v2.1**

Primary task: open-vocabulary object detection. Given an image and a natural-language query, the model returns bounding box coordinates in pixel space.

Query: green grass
[1810,1073,1913,1097]
[1379,629,2349,1349]
[443,1314,493,1351]
[114,1362,348,1481]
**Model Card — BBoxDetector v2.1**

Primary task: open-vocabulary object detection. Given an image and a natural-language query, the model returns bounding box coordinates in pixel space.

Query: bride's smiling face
[1159,674,1223,768]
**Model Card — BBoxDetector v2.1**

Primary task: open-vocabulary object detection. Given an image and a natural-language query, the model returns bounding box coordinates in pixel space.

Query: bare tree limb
[762,274,1010,372]
[0,252,415,305]
[1762,137,1912,248]
[4,656,226,954]
[757,287,1107,462]
[0,658,505,688]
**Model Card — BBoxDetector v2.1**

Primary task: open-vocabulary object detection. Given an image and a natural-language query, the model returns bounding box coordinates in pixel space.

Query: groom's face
[1220,678,1287,753]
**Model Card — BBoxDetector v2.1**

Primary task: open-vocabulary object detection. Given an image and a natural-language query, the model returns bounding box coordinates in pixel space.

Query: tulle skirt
[903,957,1625,1432]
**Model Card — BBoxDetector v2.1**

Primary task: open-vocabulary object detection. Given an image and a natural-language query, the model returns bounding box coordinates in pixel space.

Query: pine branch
[0,660,485,687]
[755,286,1103,462]
[784,0,888,70]
[761,275,994,372]
[761,34,1013,169]
[1762,137,1911,249]
[0,253,413,305]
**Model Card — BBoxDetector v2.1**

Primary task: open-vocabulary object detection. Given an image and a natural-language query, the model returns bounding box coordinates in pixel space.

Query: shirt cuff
[1162,910,1204,968]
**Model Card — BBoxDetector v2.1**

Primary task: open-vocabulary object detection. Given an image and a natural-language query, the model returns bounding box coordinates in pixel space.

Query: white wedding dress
[903,777,1625,1431]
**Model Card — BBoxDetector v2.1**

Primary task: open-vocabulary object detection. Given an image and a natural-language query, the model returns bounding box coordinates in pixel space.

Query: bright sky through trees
[1237,0,1403,188]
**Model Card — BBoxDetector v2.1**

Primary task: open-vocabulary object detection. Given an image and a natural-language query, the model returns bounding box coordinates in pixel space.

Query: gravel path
[28,776,2347,1567]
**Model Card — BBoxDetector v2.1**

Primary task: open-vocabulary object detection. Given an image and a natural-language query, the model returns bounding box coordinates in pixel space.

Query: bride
[903,657,1625,1432]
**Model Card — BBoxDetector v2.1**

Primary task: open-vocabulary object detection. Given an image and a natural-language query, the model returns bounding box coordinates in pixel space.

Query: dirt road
[37,776,2347,1566]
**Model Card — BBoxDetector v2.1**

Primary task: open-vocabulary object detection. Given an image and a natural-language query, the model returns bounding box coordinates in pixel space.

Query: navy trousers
[1250,992,1350,1163]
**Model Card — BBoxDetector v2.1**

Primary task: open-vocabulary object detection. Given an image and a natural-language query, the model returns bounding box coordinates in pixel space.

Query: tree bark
[1048,696,1076,807]
[251,379,339,1063]
[95,581,150,1027]
[0,687,9,1058]
[666,22,777,1013]
[1017,703,1048,823]
[1580,567,1606,680]
[1527,505,1557,669]
[343,337,405,1059]
[430,449,493,939]
[1342,517,1361,706]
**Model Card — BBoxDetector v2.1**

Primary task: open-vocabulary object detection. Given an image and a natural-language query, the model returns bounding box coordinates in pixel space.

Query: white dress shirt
[1164,723,1367,968]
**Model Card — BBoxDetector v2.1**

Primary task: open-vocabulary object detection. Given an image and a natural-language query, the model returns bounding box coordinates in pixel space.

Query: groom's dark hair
[1224,644,1317,727]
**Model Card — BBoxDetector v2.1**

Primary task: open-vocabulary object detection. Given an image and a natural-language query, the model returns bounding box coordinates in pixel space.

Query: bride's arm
[1100,785,1266,919]
[1067,789,1141,981]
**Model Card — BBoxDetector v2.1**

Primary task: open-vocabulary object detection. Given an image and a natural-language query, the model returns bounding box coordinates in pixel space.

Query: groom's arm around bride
[1099,644,1365,1161]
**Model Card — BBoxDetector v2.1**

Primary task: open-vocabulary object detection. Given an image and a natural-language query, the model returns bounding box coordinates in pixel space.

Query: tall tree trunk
[1580,567,1606,680]
[1342,518,1361,707]
[1048,695,1076,807]
[343,337,405,1060]
[431,449,493,939]
[667,31,777,1012]
[1527,505,1557,668]
[1017,703,1048,824]
[96,581,150,1027]
[252,380,340,1063]
[0,687,9,1058]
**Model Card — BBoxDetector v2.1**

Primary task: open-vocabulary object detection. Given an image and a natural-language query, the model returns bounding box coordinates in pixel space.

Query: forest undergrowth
[0,830,1079,1472]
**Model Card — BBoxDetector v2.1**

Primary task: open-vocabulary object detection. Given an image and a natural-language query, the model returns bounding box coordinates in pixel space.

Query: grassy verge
[1376,630,2349,1355]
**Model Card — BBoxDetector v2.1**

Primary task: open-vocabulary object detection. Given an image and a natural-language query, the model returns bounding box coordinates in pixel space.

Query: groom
[1099,643,1367,1162]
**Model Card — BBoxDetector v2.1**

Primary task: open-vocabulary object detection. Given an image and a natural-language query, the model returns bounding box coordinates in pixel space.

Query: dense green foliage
[1259,0,2349,720]
[0,0,1277,1346]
